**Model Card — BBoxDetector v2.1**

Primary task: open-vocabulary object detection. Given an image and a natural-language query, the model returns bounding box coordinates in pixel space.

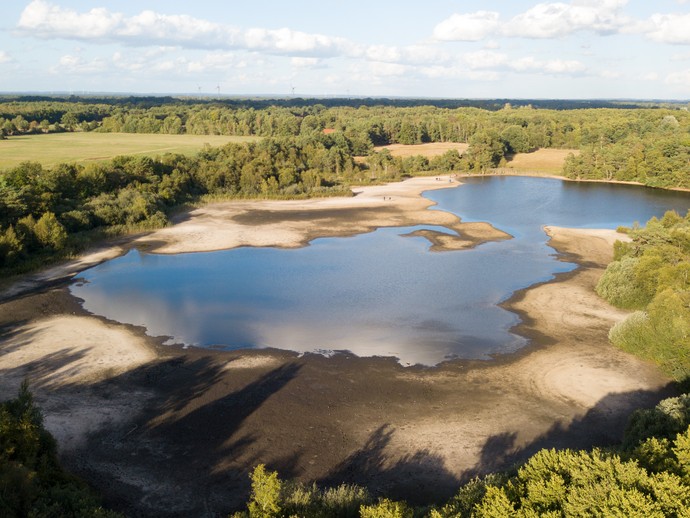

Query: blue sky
[1,0,690,99]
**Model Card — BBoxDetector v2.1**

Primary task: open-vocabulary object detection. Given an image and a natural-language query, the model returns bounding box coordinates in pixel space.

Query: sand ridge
[134,175,508,254]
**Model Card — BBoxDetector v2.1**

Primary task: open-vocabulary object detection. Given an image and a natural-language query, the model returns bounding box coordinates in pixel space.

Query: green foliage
[597,211,690,380]
[0,226,23,267]
[0,381,121,517]
[464,130,506,172]
[34,212,68,250]
[281,482,371,518]
[359,498,413,518]
[247,464,282,518]
[433,474,507,517]
[623,394,690,450]
[500,125,532,154]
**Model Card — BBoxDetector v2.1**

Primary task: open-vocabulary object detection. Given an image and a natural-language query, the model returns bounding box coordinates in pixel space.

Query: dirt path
[0,180,675,517]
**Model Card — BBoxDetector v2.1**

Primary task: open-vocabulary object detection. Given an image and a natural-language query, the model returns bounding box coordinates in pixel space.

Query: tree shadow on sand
[72,356,302,517]
[463,384,678,482]
[322,424,461,506]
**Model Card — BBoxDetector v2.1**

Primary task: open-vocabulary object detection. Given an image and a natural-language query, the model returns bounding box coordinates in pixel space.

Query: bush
[0,381,121,517]
[359,498,413,518]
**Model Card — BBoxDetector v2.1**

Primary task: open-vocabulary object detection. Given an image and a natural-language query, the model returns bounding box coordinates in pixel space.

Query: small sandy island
[0,177,674,516]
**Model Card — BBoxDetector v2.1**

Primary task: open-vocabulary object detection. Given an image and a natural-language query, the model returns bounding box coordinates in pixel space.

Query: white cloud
[17,0,349,57]
[433,11,501,41]
[665,69,690,85]
[504,0,631,38]
[644,13,690,44]
[0,51,11,63]
[671,52,690,61]
[511,56,586,75]
[468,70,501,81]
[599,69,622,79]
[432,1,633,43]
[112,49,248,76]
[51,54,107,74]
[368,61,409,77]
[365,44,450,66]
[462,50,508,69]
[290,57,324,69]
[19,1,124,39]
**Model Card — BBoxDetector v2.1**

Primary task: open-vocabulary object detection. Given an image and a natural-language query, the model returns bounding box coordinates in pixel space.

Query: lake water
[71,177,690,365]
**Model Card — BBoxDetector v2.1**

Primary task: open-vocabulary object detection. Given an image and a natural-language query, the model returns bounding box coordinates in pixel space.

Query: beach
[0,176,674,516]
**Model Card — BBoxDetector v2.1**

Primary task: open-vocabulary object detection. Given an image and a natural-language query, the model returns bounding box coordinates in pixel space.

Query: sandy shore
[0,178,675,516]
[135,175,508,254]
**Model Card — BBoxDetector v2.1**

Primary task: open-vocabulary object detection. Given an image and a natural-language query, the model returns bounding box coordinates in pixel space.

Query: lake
[71,177,690,365]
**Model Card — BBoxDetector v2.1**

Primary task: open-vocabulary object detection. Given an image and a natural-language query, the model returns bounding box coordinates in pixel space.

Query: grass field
[503,148,579,174]
[0,132,260,169]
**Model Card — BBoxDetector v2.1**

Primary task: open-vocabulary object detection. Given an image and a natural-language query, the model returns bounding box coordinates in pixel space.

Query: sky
[1,0,690,99]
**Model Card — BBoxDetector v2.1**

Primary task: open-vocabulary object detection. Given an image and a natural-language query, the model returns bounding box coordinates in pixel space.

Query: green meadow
[0,132,259,169]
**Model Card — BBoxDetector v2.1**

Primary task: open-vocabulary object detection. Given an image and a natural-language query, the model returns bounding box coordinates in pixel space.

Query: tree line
[3,97,689,188]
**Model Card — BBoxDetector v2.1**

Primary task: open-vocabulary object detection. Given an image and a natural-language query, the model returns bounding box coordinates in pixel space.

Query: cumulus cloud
[504,0,631,38]
[433,1,632,41]
[644,13,690,44]
[433,11,501,41]
[17,0,349,57]
[0,51,11,63]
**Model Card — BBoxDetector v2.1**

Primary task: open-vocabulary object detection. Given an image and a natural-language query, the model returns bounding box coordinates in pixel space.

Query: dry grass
[0,132,260,169]
[503,148,579,174]
[373,142,468,158]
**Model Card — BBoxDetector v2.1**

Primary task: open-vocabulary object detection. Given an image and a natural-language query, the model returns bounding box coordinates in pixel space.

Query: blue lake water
[71,177,690,365]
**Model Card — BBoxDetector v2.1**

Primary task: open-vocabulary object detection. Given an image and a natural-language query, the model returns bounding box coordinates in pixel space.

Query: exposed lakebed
[71,177,690,365]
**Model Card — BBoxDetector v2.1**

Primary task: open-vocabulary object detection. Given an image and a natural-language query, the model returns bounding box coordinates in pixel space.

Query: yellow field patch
[503,148,579,174]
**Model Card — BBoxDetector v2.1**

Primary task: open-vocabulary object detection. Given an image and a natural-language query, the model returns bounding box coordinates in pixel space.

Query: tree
[465,130,506,171]
[33,212,68,250]
[247,464,282,518]
[60,112,78,131]
[500,125,531,153]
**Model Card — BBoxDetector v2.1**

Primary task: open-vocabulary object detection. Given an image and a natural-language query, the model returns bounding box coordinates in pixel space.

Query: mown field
[503,148,579,174]
[0,132,260,169]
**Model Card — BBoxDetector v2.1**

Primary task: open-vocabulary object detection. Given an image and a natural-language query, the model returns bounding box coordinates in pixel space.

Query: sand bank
[135,176,508,254]
[0,180,675,516]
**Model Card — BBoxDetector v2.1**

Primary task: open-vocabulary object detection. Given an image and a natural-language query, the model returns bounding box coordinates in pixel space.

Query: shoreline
[0,175,677,516]
[0,175,508,301]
